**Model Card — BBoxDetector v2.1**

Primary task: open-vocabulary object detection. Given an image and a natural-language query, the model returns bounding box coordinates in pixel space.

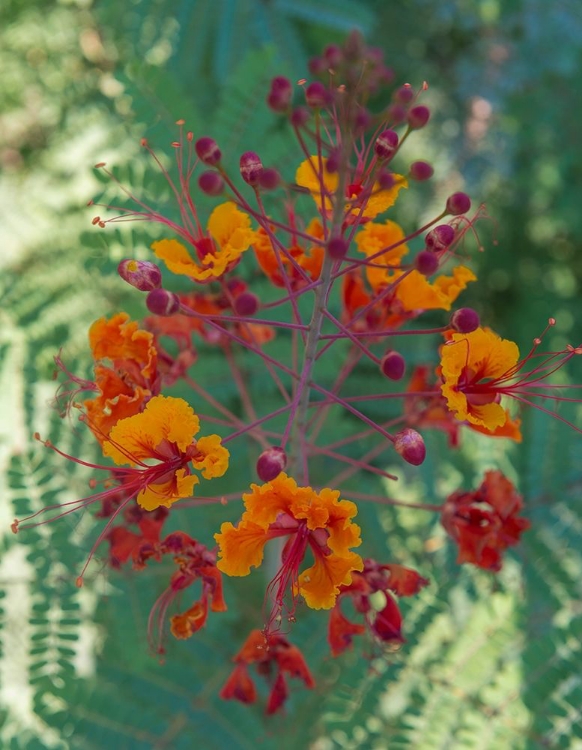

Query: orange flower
[354,219,409,289]
[220,629,314,714]
[295,156,407,221]
[328,559,429,657]
[152,202,255,281]
[103,395,229,511]
[81,313,160,439]
[253,219,324,288]
[441,471,530,571]
[215,473,363,619]
[440,327,521,433]
[393,266,477,312]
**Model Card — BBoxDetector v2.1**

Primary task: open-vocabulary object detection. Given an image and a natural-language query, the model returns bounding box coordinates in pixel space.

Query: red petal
[220,664,257,704]
[371,595,404,643]
[266,672,289,715]
[328,603,366,657]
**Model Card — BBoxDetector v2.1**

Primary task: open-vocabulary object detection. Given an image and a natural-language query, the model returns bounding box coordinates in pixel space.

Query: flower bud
[451,307,480,333]
[267,76,292,112]
[380,351,406,380]
[354,108,372,132]
[425,224,455,253]
[324,44,343,68]
[409,160,434,181]
[198,170,224,196]
[195,137,221,166]
[415,250,439,276]
[407,105,431,129]
[308,56,327,76]
[374,129,399,160]
[118,259,162,291]
[290,107,310,127]
[239,151,263,186]
[394,428,426,466]
[233,292,259,317]
[146,288,181,316]
[394,85,414,104]
[327,236,349,260]
[325,148,341,174]
[305,81,331,108]
[387,104,407,125]
[256,447,287,482]
[446,192,471,216]
[258,167,281,191]
[377,170,396,190]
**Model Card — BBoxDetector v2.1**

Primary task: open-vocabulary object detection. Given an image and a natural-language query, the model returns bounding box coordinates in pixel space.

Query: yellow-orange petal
[88,313,157,380]
[354,219,409,290]
[103,395,200,466]
[242,474,311,529]
[298,551,364,609]
[207,202,255,256]
[152,238,199,278]
[469,412,523,442]
[295,156,339,195]
[193,435,230,479]
[360,175,408,219]
[215,520,268,576]
[395,265,477,312]
[137,470,199,511]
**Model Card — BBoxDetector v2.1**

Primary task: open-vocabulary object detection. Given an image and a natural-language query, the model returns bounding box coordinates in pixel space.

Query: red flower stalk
[328,558,429,657]
[220,629,314,714]
[441,470,531,571]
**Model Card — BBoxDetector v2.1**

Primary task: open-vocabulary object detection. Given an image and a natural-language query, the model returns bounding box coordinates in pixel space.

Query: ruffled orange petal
[355,219,409,290]
[152,238,201,278]
[207,202,255,258]
[242,474,312,529]
[193,435,230,479]
[298,551,364,609]
[137,470,199,511]
[469,413,522,442]
[103,395,200,466]
[395,266,477,312]
[215,520,269,576]
[315,489,361,556]
[88,313,157,379]
[441,328,519,382]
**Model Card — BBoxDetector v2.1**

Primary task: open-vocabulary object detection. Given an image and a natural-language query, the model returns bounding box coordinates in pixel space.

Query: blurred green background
[1,1,582,748]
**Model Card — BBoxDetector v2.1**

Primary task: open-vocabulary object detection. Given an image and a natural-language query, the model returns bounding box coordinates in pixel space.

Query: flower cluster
[13,33,581,714]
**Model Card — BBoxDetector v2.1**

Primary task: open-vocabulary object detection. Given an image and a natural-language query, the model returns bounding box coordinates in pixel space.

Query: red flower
[220,629,314,714]
[328,558,429,657]
[441,470,531,571]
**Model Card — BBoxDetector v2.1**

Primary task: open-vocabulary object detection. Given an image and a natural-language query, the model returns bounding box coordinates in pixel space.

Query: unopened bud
[324,44,343,68]
[354,108,372,132]
[325,148,341,174]
[146,288,181,316]
[240,151,263,186]
[256,447,287,482]
[198,171,224,196]
[258,167,281,191]
[380,351,406,380]
[305,81,331,108]
[425,224,455,252]
[308,56,327,76]
[267,76,292,112]
[387,104,407,125]
[451,307,480,333]
[407,105,431,129]
[118,259,162,291]
[394,428,426,466]
[374,129,399,160]
[233,292,259,317]
[327,236,349,260]
[415,250,439,276]
[195,137,221,166]
[446,192,471,216]
[394,85,415,104]
[290,107,310,127]
[378,170,396,190]
[409,160,434,181]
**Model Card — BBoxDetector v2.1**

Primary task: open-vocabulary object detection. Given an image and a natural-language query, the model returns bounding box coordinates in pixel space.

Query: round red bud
[198,171,224,196]
[387,104,407,125]
[325,148,341,174]
[354,108,372,132]
[425,224,455,253]
[415,250,439,276]
[394,85,415,104]
[256,447,287,482]
[446,192,471,216]
[258,168,281,191]
[374,129,399,160]
[380,351,406,380]
[290,107,310,127]
[195,137,221,166]
[305,81,330,108]
[267,76,292,112]
[409,160,434,181]
[308,56,327,76]
[407,105,431,129]
[393,428,426,466]
[377,170,396,190]
[271,75,292,93]
[324,44,343,68]
[451,307,480,333]
[233,292,259,317]
[327,236,349,260]
[146,288,181,316]
[240,151,263,186]
[118,259,162,291]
